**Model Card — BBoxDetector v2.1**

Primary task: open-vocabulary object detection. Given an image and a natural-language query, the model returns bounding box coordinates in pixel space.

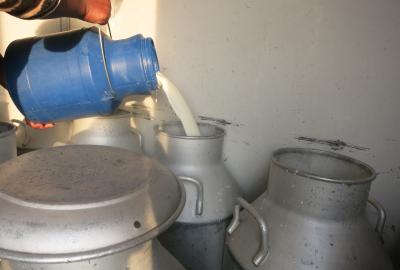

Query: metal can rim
[0,177,186,264]
[271,147,376,185]
[155,121,226,140]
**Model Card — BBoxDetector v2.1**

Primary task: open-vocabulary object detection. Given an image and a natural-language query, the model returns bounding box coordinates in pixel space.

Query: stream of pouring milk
[156,72,201,136]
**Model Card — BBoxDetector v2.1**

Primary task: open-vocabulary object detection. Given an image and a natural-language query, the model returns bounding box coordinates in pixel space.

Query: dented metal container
[155,122,241,270]
[225,148,393,270]
[0,122,16,164]
[0,145,186,270]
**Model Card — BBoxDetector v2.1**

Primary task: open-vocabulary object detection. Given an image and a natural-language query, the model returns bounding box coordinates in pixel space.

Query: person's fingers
[84,0,111,25]
[26,119,56,129]
[48,0,111,24]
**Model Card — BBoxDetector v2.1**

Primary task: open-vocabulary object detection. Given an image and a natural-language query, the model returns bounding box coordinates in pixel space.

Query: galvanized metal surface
[226,148,393,270]
[0,145,185,264]
[0,122,16,164]
[159,220,229,270]
[0,240,185,270]
[70,111,142,153]
[154,122,241,223]
[222,249,244,270]
[155,122,241,270]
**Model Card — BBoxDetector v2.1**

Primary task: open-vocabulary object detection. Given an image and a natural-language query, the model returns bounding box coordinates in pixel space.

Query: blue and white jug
[4,27,159,122]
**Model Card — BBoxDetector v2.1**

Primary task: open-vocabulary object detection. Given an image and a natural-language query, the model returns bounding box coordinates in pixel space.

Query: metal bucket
[225,148,393,270]
[0,122,16,164]
[155,122,241,270]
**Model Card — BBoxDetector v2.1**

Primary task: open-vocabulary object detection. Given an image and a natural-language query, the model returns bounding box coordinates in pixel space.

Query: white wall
[1,0,400,257]
[103,0,400,253]
[170,0,400,253]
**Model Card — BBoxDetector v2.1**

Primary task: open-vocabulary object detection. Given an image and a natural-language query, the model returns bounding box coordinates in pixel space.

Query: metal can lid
[0,145,184,263]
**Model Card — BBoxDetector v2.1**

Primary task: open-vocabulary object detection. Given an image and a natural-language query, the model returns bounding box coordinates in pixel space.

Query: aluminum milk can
[0,145,186,270]
[70,110,142,153]
[225,148,393,270]
[12,119,72,150]
[0,122,16,164]
[4,27,159,123]
[155,122,241,270]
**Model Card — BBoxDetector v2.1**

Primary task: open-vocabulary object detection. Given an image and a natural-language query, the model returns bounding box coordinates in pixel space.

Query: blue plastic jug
[4,27,159,122]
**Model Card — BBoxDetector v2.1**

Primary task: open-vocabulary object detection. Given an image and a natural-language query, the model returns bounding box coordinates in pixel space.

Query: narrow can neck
[154,123,226,166]
[155,134,224,166]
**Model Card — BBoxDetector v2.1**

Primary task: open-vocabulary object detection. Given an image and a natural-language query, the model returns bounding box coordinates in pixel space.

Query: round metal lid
[0,145,184,263]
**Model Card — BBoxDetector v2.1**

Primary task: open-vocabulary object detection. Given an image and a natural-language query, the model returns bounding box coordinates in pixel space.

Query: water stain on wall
[296,136,370,151]
[198,115,243,127]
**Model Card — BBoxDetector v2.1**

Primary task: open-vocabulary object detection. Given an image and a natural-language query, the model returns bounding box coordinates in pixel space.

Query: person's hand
[50,0,111,25]
[81,0,111,24]
[25,119,56,129]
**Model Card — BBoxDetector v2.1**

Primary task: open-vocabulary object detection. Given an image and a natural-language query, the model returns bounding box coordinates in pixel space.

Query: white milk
[156,72,201,136]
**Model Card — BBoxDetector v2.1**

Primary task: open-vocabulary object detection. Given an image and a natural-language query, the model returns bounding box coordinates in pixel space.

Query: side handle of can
[227,197,269,267]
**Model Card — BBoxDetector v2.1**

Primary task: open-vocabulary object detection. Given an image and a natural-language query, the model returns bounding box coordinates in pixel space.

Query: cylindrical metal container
[0,122,16,164]
[4,27,159,123]
[70,110,142,153]
[0,145,186,270]
[225,148,393,270]
[155,122,241,270]
[122,91,177,157]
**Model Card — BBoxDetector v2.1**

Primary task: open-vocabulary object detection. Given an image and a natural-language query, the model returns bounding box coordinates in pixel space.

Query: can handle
[178,176,204,216]
[227,197,269,267]
[11,119,30,147]
[368,197,386,240]
[129,127,143,150]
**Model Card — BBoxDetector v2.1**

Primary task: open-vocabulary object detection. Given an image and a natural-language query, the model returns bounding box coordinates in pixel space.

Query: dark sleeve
[0,0,61,19]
